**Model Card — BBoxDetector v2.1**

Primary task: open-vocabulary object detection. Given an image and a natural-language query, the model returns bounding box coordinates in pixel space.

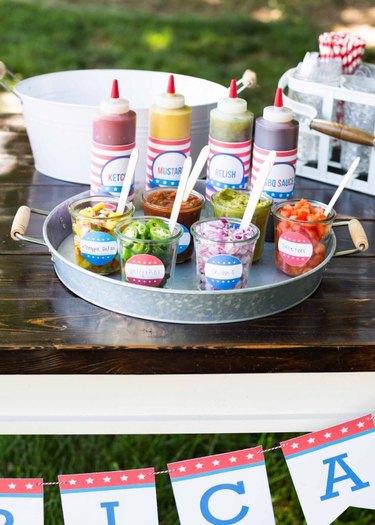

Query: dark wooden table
[1,112,374,434]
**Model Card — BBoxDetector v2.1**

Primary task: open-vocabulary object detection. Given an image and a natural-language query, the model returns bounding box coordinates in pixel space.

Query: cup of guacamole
[211,189,272,262]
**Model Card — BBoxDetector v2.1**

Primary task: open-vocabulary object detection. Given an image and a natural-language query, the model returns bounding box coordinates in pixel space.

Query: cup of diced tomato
[272,199,336,276]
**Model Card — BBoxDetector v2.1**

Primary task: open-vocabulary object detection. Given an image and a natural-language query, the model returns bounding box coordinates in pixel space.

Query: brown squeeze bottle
[91,79,137,200]
[251,87,299,241]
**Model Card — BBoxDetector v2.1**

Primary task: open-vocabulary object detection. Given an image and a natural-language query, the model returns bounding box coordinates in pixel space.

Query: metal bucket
[9,69,227,185]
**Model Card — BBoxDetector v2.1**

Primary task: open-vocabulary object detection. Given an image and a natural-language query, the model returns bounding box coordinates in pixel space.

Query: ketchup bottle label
[146,136,191,189]
[251,144,297,202]
[206,137,251,200]
[91,141,135,200]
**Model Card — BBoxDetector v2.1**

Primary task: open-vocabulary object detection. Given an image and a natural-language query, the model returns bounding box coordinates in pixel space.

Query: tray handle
[10,205,48,245]
[333,218,369,256]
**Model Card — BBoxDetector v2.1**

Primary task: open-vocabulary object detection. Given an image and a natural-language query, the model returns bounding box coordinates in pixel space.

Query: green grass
[2,0,373,116]
[1,1,375,523]
[1,434,375,524]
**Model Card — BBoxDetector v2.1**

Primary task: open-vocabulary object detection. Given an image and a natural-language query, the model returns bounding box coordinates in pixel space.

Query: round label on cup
[278,232,313,266]
[205,254,242,290]
[177,224,190,254]
[125,254,165,287]
[80,232,117,266]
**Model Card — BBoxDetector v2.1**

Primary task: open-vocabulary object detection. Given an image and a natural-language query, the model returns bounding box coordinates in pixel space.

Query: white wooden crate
[279,67,375,196]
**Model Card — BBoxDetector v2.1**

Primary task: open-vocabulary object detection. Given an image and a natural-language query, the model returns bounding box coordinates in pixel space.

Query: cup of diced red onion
[191,217,260,291]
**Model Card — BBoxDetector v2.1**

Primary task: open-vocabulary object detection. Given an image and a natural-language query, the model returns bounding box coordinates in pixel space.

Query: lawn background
[1,0,375,523]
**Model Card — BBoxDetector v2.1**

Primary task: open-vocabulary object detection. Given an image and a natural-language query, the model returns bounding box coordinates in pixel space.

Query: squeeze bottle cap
[156,74,186,109]
[100,79,130,115]
[262,87,294,123]
[217,79,248,114]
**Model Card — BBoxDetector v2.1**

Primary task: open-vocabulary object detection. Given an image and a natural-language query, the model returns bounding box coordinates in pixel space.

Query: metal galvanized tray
[11,190,367,324]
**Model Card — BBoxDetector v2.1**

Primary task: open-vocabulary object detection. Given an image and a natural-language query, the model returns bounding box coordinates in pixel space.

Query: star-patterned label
[125,254,165,287]
[91,141,135,201]
[147,136,191,188]
[281,414,375,458]
[168,446,264,480]
[80,231,117,266]
[58,469,155,492]
[252,144,297,203]
[206,137,251,200]
[278,231,313,266]
[0,478,43,496]
[205,254,243,290]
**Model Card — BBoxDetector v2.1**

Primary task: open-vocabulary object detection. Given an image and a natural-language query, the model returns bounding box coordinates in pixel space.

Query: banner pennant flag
[59,468,159,524]
[0,478,44,524]
[168,445,275,524]
[281,413,375,525]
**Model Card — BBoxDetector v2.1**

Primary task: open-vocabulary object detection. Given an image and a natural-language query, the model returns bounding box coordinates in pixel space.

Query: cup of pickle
[114,216,182,288]
[68,195,135,275]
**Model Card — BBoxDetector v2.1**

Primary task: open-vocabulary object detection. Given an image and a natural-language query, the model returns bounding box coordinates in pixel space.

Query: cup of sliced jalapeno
[114,216,183,287]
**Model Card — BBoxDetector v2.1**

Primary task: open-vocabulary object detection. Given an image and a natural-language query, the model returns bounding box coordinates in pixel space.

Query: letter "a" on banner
[282,414,375,525]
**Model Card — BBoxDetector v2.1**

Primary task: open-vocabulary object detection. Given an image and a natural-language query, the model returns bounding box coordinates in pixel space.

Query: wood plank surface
[0,113,374,375]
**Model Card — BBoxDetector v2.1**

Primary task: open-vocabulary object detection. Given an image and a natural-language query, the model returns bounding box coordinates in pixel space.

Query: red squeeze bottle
[91,79,137,200]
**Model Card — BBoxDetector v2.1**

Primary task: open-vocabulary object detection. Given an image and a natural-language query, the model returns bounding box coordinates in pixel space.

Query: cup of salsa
[272,198,336,276]
[211,189,272,262]
[141,187,205,263]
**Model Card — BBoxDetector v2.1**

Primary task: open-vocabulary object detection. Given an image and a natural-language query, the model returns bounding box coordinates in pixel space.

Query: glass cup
[114,216,182,288]
[211,189,272,262]
[340,75,375,175]
[141,187,205,263]
[191,217,259,291]
[272,199,336,277]
[68,195,135,275]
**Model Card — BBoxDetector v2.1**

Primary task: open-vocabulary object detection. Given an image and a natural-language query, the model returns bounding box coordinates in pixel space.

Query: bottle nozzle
[229,79,237,98]
[111,79,120,99]
[274,87,283,107]
[167,74,175,94]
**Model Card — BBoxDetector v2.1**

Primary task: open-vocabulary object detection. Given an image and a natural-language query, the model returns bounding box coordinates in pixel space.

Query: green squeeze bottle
[206,79,254,200]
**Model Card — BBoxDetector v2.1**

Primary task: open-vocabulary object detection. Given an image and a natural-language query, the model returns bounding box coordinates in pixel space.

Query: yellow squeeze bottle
[146,75,192,189]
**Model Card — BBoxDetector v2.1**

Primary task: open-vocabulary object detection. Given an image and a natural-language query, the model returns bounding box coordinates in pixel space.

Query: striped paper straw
[318,31,366,74]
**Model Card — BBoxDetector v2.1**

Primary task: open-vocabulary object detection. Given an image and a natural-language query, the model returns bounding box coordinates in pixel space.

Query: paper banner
[282,414,375,525]
[168,446,275,524]
[59,468,159,525]
[0,478,44,524]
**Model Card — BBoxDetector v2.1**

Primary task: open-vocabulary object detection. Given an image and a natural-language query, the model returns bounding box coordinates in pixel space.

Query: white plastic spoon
[182,145,209,201]
[324,156,360,217]
[116,147,139,214]
[168,156,192,234]
[240,150,276,230]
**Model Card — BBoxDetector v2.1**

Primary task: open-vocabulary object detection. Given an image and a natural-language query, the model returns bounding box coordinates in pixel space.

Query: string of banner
[1,412,374,525]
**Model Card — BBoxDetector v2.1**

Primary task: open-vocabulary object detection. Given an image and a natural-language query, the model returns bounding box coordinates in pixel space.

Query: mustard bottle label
[146,136,191,189]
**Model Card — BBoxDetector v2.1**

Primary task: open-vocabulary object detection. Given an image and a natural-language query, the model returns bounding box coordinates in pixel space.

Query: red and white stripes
[318,31,366,74]
[206,136,251,200]
[146,136,191,190]
[91,141,136,200]
[251,144,297,202]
